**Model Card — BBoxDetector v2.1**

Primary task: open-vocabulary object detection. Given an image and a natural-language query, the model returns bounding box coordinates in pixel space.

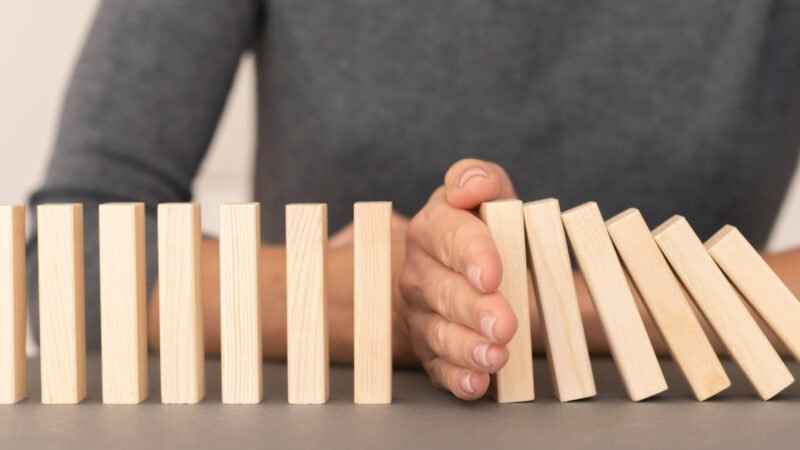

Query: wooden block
[0,205,26,403]
[353,202,392,404]
[706,225,800,363]
[561,202,666,401]
[522,199,595,402]
[654,216,793,400]
[37,204,87,404]
[158,203,205,404]
[286,204,329,404]
[607,209,729,401]
[99,203,148,404]
[479,200,535,403]
[220,203,263,404]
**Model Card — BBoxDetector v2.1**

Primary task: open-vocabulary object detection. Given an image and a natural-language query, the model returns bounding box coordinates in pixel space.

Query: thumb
[443,158,517,210]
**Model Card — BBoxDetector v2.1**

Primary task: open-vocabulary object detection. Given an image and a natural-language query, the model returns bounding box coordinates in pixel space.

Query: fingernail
[472,344,492,369]
[467,263,486,293]
[459,372,475,394]
[480,312,498,342]
[458,167,489,189]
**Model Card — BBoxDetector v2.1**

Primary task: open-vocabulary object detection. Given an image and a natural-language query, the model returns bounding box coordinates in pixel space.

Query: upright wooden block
[479,200,535,403]
[353,202,392,405]
[286,204,329,404]
[607,209,729,401]
[706,225,800,362]
[37,204,87,404]
[522,199,595,402]
[220,203,263,404]
[99,203,148,404]
[158,203,205,404]
[654,216,793,400]
[561,202,666,401]
[0,205,26,404]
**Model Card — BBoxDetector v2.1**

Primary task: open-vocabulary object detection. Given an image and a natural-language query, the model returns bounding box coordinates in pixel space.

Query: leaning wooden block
[220,203,263,404]
[480,200,535,403]
[286,204,330,404]
[37,204,87,404]
[523,199,594,402]
[99,203,148,404]
[706,225,800,363]
[0,205,26,404]
[607,209,729,401]
[354,202,392,404]
[158,203,205,404]
[561,202,666,401]
[654,216,793,400]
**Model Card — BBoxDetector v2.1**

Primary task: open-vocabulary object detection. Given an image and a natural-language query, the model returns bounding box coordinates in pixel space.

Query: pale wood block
[158,203,205,404]
[286,204,329,404]
[479,200,535,403]
[37,204,87,404]
[706,225,800,363]
[561,202,666,401]
[353,202,392,405]
[607,209,730,401]
[220,203,263,404]
[0,205,26,403]
[522,199,595,402]
[654,216,793,400]
[99,203,148,404]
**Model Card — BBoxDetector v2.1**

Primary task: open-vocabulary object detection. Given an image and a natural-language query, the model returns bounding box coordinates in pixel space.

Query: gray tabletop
[2,355,800,450]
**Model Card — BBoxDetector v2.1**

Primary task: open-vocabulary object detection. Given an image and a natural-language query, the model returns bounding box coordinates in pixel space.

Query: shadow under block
[0,205,26,403]
[561,202,666,401]
[353,202,392,404]
[99,203,148,404]
[37,204,87,404]
[157,203,205,404]
[522,199,595,402]
[220,203,263,404]
[653,216,793,400]
[606,209,730,401]
[286,204,330,404]
[479,200,535,403]
[706,225,800,363]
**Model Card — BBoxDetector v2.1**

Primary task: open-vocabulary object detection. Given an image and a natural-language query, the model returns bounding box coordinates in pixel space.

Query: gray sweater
[28,0,800,349]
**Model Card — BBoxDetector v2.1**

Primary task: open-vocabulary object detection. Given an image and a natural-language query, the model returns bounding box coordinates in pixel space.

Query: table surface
[2,355,800,450]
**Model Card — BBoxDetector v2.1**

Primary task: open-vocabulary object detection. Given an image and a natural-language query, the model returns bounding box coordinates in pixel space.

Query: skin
[148,158,800,401]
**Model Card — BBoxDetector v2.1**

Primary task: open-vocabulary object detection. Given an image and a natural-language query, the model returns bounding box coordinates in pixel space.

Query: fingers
[424,357,491,401]
[443,158,517,209]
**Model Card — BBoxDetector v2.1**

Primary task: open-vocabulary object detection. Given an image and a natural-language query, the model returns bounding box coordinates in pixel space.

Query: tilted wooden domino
[561,202,666,401]
[706,225,800,362]
[480,200,535,403]
[522,199,595,402]
[654,216,793,400]
[99,203,148,404]
[158,203,205,404]
[286,204,330,404]
[220,203,263,404]
[606,209,729,401]
[353,202,392,404]
[0,205,26,404]
[37,204,87,404]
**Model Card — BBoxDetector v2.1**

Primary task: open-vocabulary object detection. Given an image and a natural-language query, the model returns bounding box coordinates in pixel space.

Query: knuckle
[430,318,448,354]
[435,276,455,318]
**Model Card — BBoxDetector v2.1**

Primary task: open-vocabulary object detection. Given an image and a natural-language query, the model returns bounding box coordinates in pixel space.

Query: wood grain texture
[37,204,87,404]
[654,216,793,400]
[353,202,392,405]
[561,202,666,401]
[523,199,594,402]
[286,204,330,404]
[706,225,800,363]
[0,205,26,403]
[479,200,535,403]
[220,203,263,404]
[99,203,148,404]
[607,209,729,401]
[157,203,205,404]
